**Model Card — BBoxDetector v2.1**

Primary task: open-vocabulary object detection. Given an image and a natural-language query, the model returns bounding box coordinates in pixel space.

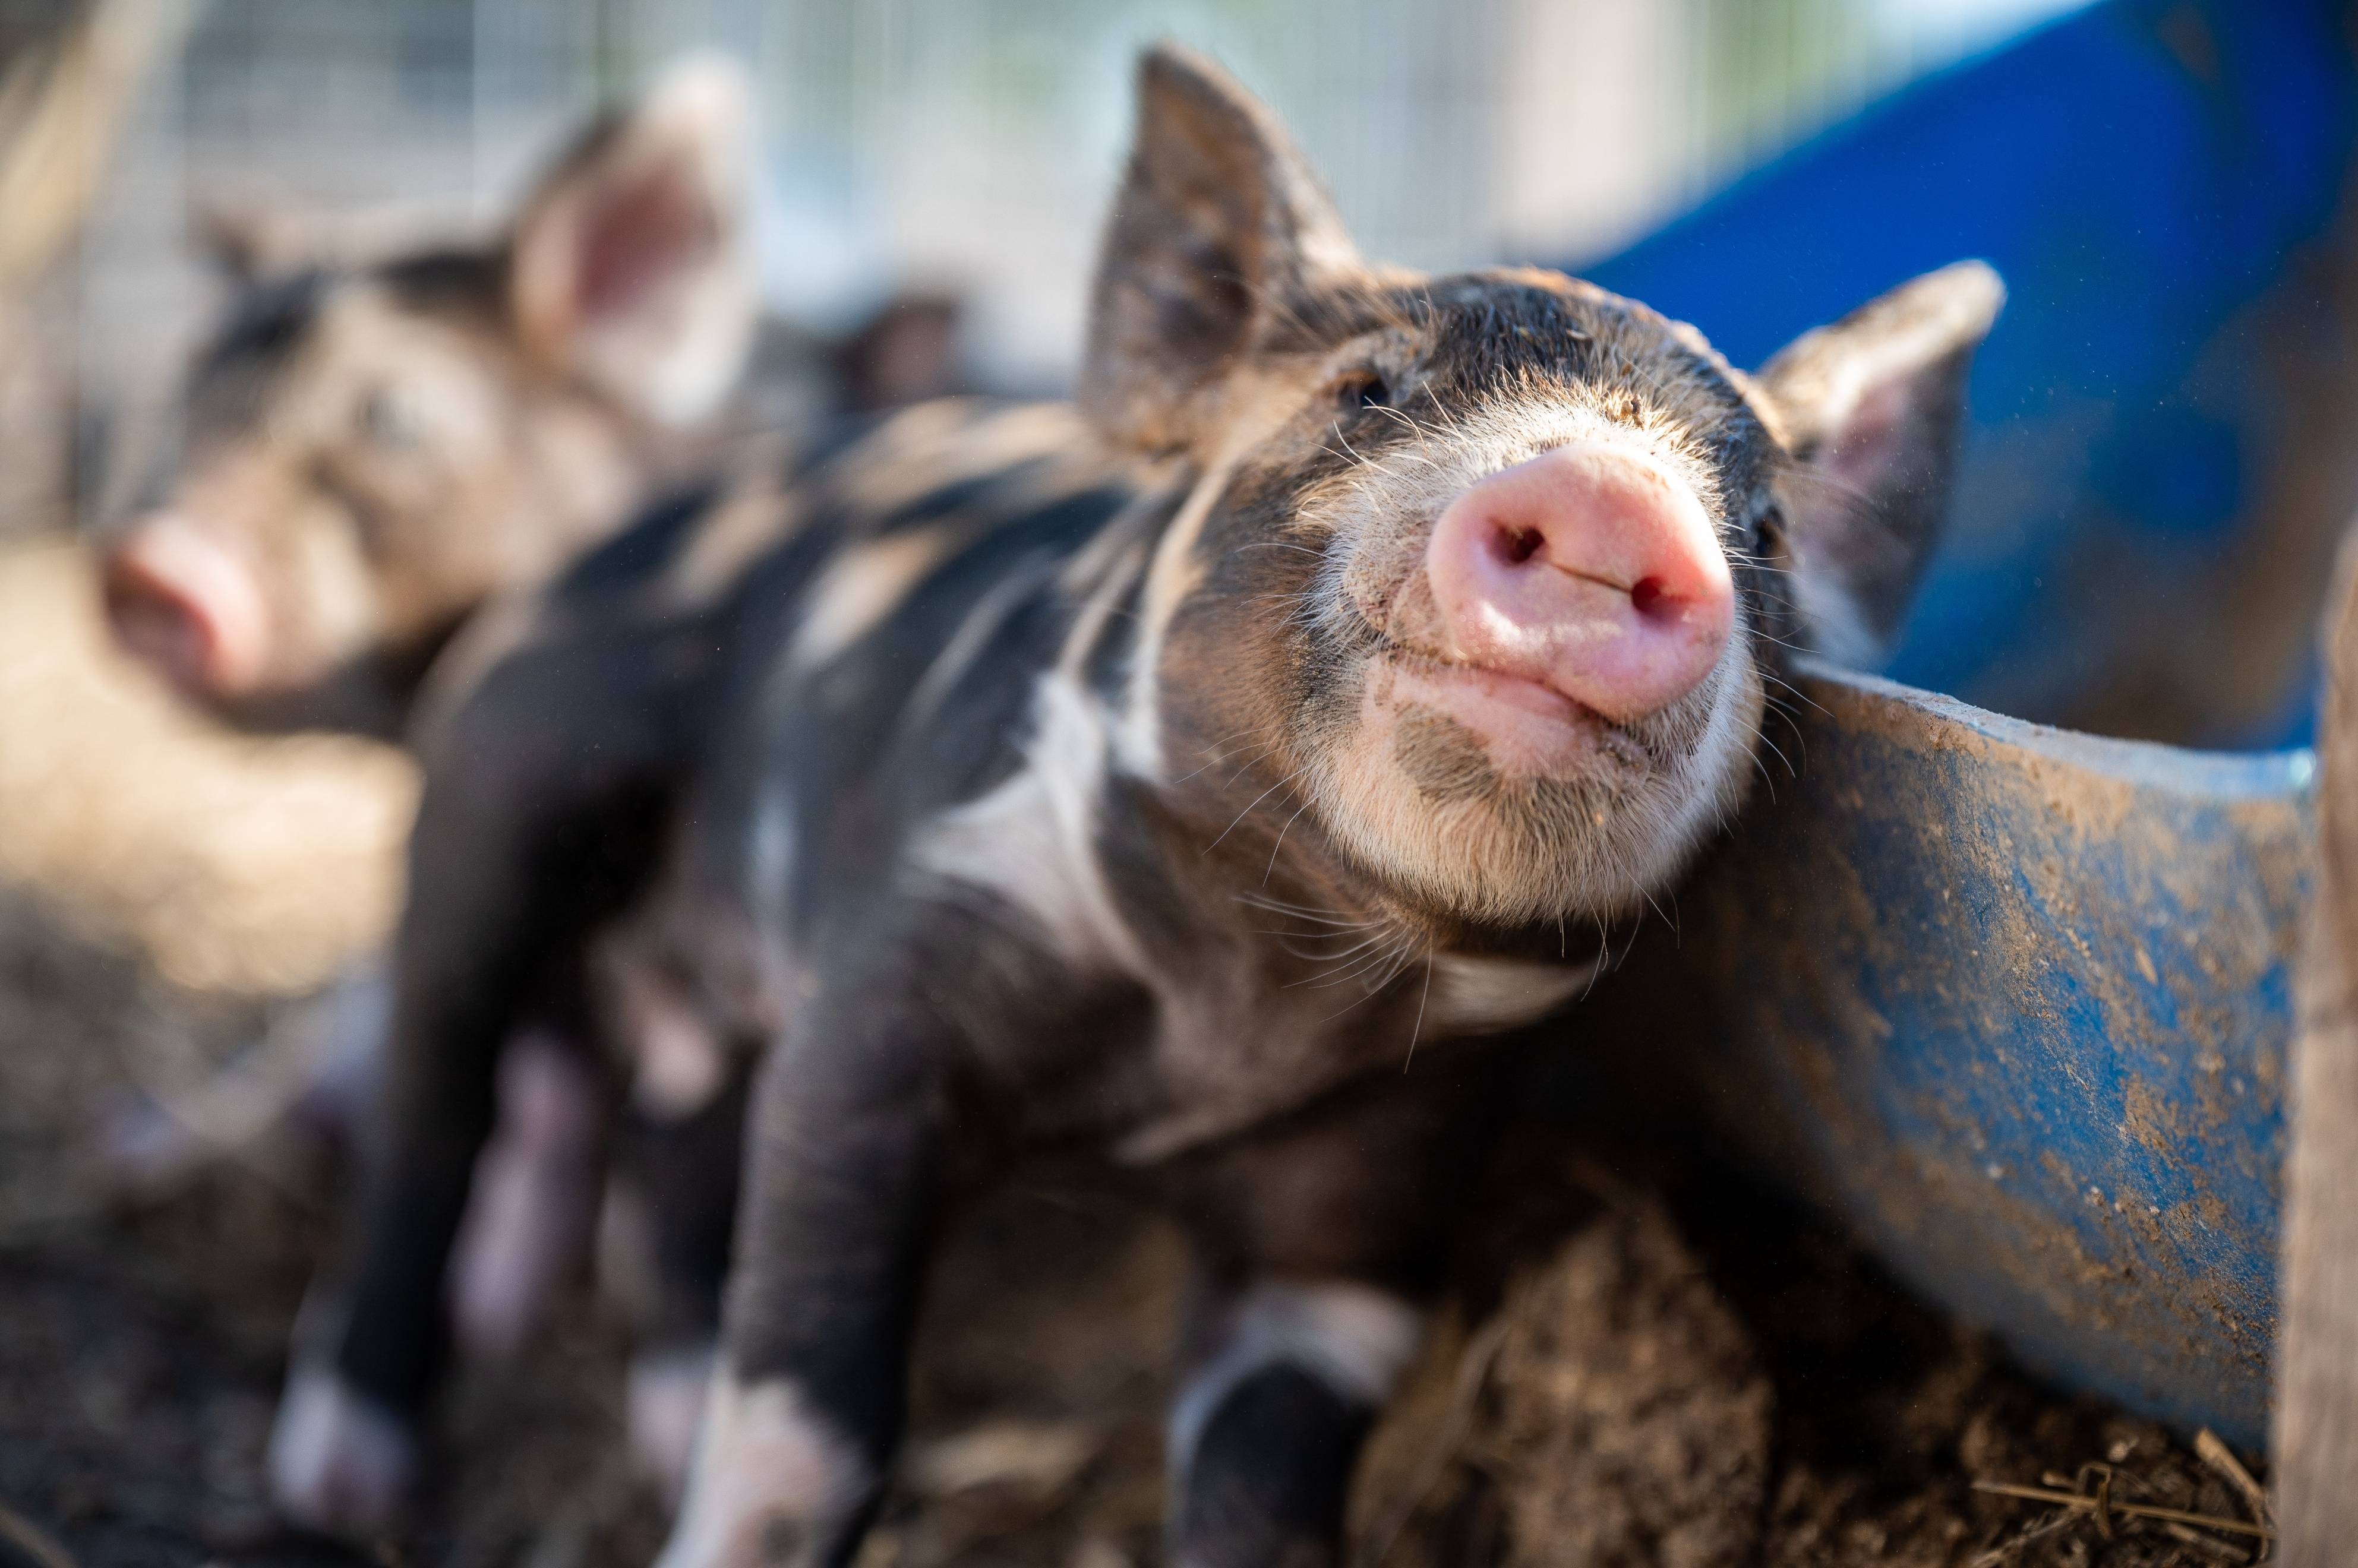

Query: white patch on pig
[629,1342,717,1505]
[632,1003,728,1120]
[1117,371,1317,780]
[831,400,1094,519]
[1114,465,1221,780]
[663,479,805,610]
[1426,951,1602,1035]
[898,551,1061,732]
[911,669,1146,976]
[1167,1281,1423,1483]
[656,1374,871,1568]
[599,937,730,1120]
[267,1364,418,1532]
[786,526,962,674]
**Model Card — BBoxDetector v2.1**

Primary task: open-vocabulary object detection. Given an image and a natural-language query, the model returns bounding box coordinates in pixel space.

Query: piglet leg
[1156,1064,1499,1567]
[604,1060,752,1500]
[270,624,697,1534]
[447,1030,610,1356]
[658,990,947,1567]
[1166,1278,1424,1568]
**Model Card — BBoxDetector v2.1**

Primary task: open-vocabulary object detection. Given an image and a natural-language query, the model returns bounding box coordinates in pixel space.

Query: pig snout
[1421,444,1733,724]
[100,516,268,697]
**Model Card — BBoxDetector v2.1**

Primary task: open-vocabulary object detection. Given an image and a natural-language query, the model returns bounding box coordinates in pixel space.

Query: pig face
[101,55,759,736]
[1086,49,2001,931]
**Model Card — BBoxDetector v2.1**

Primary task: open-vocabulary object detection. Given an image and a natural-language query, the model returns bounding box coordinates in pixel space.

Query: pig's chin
[1302,648,1754,928]
[201,651,422,740]
[1368,652,1639,780]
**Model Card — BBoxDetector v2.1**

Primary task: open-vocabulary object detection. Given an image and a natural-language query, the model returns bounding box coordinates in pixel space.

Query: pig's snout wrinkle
[1422,444,1733,725]
[100,516,269,697]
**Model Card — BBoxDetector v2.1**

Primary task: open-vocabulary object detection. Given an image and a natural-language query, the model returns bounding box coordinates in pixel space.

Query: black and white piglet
[277,44,2001,1567]
[657,43,1998,1563]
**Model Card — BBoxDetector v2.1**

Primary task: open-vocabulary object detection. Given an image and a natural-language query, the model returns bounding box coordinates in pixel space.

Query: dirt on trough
[0,536,2280,1568]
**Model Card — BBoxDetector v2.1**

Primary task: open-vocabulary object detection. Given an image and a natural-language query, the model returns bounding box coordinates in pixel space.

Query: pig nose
[1422,443,1734,722]
[100,516,267,696]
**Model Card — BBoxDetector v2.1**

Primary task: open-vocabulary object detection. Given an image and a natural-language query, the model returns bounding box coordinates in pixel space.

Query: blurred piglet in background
[103,52,755,739]
[274,42,2002,1561]
[92,53,968,1370]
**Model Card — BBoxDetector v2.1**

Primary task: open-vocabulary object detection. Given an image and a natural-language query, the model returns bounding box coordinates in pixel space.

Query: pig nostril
[102,561,212,681]
[1497,525,1543,566]
[1630,576,1667,617]
[104,570,164,628]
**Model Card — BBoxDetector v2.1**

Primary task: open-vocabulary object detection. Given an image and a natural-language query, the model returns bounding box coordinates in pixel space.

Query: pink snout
[101,516,267,697]
[1422,444,1733,723]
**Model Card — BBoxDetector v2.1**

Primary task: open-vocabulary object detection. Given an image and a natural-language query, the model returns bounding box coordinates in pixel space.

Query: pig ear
[1080,43,1360,454]
[508,52,759,428]
[1757,260,2004,666]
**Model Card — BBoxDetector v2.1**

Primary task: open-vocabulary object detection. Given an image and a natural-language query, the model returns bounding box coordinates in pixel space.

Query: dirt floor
[0,535,2284,1568]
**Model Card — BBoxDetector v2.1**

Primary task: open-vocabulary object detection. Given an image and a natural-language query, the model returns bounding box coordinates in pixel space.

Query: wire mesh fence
[20,0,2087,535]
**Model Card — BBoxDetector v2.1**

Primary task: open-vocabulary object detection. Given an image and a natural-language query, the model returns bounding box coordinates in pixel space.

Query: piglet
[281,45,2003,1566]
[656,48,2000,1567]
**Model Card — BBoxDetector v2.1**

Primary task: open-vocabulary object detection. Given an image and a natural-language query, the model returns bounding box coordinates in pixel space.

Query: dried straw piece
[2161,1519,2255,1564]
[1972,1480,2276,1541]
[2195,1427,2273,1561]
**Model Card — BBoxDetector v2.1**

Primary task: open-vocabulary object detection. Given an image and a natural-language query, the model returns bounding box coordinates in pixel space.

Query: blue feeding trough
[1542,0,2354,1449]
[1570,662,2312,1450]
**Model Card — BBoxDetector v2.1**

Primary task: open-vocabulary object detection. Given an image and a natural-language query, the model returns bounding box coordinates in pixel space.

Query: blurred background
[0,2,2350,1562]
[0,0,2139,1000]
[64,0,2084,415]
[21,0,2349,753]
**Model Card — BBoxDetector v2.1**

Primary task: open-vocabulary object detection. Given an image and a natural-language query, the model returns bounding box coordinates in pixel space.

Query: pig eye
[1331,369,1391,412]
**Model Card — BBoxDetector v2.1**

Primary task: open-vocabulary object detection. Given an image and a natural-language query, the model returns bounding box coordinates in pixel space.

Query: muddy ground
[0,535,2281,1568]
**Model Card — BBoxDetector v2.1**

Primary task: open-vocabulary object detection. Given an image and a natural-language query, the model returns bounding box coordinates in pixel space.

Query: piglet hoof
[629,1343,716,1505]
[266,1364,417,1535]
[655,1378,872,1568]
